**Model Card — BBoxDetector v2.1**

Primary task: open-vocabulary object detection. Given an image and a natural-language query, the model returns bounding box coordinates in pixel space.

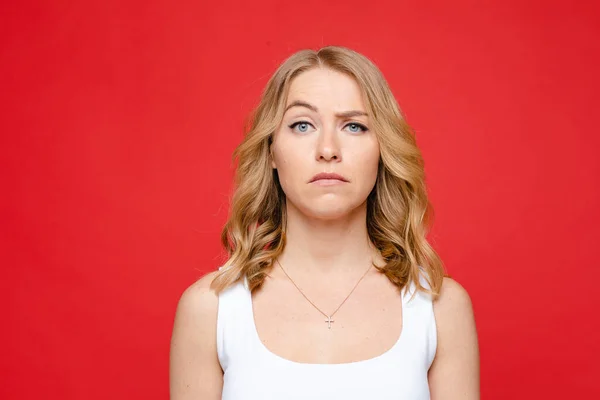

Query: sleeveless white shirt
[216,274,437,400]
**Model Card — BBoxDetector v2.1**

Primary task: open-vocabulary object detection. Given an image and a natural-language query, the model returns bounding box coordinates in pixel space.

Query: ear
[270,144,277,169]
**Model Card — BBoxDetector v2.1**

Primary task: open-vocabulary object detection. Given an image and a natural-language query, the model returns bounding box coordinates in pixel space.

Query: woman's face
[271,67,380,220]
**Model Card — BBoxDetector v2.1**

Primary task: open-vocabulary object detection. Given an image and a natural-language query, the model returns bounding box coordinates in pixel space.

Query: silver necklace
[275,259,372,329]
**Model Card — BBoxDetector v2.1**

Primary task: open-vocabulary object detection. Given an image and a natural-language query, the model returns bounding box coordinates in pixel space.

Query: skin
[169,67,480,399]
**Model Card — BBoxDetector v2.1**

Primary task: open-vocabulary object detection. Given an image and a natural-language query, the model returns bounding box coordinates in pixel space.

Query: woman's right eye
[288,121,314,133]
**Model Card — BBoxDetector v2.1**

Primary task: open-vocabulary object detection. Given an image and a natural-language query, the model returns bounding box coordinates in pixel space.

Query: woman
[170,46,479,399]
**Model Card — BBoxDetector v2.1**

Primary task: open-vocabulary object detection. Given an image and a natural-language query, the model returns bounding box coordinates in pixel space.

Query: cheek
[349,141,380,183]
[272,144,307,189]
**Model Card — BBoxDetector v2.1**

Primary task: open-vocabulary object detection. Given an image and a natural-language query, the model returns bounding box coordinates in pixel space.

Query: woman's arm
[170,271,223,400]
[429,277,480,399]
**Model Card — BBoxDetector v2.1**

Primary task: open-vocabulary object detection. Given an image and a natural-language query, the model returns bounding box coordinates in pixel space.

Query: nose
[315,124,341,162]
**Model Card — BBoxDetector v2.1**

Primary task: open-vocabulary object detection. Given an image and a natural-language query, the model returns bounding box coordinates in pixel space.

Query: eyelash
[288,121,369,133]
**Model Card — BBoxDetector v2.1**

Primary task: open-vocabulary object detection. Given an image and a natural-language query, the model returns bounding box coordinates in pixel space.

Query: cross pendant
[325,316,334,329]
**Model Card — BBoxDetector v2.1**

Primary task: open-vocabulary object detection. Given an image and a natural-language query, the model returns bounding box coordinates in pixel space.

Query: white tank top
[216,274,437,400]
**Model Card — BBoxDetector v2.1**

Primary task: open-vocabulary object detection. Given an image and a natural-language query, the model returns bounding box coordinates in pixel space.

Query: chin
[300,201,364,221]
[306,209,350,221]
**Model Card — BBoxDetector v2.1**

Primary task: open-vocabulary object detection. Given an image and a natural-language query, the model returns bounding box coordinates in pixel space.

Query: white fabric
[216,273,437,400]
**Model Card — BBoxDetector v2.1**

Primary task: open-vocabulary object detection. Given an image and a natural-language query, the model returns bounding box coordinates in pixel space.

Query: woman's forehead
[284,69,367,113]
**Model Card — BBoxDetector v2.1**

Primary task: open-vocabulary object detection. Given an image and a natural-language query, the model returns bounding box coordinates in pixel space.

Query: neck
[277,201,380,277]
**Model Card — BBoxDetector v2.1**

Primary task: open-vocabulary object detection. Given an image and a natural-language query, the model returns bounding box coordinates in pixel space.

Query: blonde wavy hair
[211,45,445,297]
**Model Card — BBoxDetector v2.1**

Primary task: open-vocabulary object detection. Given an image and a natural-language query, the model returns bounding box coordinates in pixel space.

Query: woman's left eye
[345,123,368,133]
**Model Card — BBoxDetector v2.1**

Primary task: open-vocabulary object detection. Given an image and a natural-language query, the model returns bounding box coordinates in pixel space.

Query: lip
[309,172,349,183]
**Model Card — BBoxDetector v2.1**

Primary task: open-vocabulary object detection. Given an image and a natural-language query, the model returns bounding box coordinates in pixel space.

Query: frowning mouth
[309,172,349,183]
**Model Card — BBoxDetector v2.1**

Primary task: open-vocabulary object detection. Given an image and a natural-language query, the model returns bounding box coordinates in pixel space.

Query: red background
[2,0,599,398]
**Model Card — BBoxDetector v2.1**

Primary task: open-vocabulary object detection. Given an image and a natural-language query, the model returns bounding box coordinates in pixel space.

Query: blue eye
[289,121,313,133]
[345,123,368,133]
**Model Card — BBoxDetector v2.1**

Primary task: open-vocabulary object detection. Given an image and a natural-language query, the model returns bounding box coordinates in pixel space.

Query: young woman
[170,46,479,399]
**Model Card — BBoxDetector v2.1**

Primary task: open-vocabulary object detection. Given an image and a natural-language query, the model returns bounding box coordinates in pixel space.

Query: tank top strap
[400,268,438,368]
[216,276,256,372]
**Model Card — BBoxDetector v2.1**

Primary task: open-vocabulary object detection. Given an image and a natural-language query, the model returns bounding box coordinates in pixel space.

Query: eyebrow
[284,100,368,118]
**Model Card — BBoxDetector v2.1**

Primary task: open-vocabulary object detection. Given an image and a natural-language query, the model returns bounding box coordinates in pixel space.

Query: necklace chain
[275,259,372,329]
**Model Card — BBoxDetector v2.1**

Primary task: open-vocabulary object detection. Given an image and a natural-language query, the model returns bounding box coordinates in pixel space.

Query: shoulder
[432,277,476,333]
[429,277,480,397]
[170,271,221,372]
[170,271,224,398]
[171,271,222,349]
[175,271,221,323]
[431,277,478,362]
[433,277,473,313]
